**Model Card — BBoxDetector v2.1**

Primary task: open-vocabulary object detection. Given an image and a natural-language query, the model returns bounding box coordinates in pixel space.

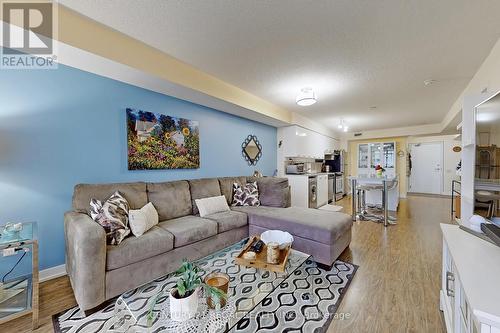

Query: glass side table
[0,222,39,329]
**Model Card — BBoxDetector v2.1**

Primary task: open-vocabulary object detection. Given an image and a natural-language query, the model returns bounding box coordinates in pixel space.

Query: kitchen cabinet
[317,174,328,207]
[286,174,329,208]
[286,175,309,208]
[358,144,369,168]
[277,125,339,176]
[357,141,396,176]
[279,125,337,159]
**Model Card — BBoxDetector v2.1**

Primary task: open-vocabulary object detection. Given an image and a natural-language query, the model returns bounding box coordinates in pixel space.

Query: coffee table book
[234,235,291,273]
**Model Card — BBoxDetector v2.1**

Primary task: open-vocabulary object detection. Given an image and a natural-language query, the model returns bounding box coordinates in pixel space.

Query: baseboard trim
[40,264,67,283]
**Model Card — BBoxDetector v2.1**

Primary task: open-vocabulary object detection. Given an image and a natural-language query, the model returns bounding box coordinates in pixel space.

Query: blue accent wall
[0,64,277,271]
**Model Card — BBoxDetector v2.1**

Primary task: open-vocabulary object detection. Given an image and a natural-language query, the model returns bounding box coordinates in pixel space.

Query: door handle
[446,271,454,297]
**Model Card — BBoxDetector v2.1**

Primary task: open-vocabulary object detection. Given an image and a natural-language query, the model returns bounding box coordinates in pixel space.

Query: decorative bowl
[260,230,294,250]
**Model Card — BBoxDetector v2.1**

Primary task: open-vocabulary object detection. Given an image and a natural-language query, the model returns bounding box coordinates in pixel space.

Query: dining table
[348,174,398,227]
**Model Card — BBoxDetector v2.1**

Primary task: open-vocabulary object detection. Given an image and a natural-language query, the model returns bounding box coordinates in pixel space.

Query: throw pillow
[128,202,159,237]
[90,191,130,245]
[253,177,290,207]
[232,182,260,206]
[195,195,230,217]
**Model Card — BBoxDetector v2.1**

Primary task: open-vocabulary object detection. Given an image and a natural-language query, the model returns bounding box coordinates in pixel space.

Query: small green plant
[147,260,227,325]
[174,260,227,308]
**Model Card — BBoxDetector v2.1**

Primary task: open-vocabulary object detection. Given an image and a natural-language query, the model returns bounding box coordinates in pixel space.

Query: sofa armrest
[64,211,106,311]
[286,185,291,208]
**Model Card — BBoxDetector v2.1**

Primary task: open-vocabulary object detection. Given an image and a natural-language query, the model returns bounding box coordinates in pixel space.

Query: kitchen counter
[348,174,397,182]
[286,172,342,176]
[349,174,400,211]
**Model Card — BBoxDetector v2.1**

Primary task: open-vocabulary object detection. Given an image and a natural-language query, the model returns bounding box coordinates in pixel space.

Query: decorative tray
[234,235,291,273]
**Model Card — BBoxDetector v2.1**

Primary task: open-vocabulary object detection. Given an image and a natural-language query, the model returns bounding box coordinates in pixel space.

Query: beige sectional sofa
[64,176,352,313]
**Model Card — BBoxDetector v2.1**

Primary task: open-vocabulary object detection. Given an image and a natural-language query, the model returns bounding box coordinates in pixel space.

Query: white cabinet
[279,125,337,160]
[277,125,339,176]
[317,174,328,207]
[286,175,309,207]
[357,141,396,176]
[441,224,500,333]
[287,174,328,208]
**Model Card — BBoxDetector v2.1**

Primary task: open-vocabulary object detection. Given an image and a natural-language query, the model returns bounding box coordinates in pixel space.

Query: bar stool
[475,190,500,218]
[384,180,398,224]
[356,180,398,225]
[356,184,384,222]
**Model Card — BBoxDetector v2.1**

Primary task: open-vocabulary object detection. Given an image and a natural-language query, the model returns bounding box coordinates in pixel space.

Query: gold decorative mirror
[242,135,262,165]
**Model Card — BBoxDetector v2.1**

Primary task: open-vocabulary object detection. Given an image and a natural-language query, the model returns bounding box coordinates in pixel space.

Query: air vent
[354,133,362,137]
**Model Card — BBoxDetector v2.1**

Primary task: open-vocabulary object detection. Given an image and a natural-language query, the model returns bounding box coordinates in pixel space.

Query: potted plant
[147,260,228,323]
[375,164,385,177]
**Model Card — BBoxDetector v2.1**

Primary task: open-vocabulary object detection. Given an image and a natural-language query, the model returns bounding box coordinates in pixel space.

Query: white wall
[442,37,500,131]
[407,135,461,196]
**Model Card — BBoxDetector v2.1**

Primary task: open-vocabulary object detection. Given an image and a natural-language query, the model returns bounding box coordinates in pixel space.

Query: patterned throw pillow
[90,191,130,245]
[232,182,260,207]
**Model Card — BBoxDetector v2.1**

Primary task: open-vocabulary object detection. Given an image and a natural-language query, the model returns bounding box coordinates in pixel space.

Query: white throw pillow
[128,202,159,237]
[195,195,230,217]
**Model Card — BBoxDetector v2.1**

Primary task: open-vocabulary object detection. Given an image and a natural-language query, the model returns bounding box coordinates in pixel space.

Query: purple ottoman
[231,206,352,267]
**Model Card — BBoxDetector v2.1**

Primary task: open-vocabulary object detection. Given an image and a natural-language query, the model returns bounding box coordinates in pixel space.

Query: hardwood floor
[328,194,450,333]
[0,194,451,333]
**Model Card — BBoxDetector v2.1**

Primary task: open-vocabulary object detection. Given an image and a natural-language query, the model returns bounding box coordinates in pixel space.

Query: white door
[409,142,443,194]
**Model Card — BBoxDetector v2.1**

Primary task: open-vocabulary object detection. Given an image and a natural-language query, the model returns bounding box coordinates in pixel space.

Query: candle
[204,272,229,309]
[267,242,280,264]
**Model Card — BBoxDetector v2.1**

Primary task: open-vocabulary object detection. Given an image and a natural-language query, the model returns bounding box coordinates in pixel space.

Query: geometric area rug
[53,239,357,333]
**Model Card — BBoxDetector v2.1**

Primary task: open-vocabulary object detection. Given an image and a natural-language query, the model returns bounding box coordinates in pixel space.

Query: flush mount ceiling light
[296,87,317,106]
[424,79,437,86]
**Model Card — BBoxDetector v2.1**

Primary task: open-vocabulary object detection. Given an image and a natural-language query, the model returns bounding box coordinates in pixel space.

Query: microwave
[286,164,305,174]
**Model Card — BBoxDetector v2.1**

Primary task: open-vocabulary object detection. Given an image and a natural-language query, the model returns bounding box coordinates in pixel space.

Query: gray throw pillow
[90,191,130,245]
[249,177,290,207]
[232,182,260,207]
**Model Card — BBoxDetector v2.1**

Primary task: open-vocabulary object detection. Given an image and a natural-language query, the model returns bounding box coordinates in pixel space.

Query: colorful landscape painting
[126,108,200,170]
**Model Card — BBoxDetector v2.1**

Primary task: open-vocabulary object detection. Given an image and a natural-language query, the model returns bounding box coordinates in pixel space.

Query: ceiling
[60,0,500,132]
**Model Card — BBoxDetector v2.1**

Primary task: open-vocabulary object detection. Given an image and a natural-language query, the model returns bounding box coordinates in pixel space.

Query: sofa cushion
[242,206,352,245]
[128,202,159,237]
[90,191,130,245]
[106,226,174,270]
[203,210,248,233]
[147,181,192,220]
[218,177,248,204]
[73,182,148,214]
[188,178,222,215]
[158,216,217,247]
[195,195,230,217]
[232,182,260,206]
[247,177,290,207]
